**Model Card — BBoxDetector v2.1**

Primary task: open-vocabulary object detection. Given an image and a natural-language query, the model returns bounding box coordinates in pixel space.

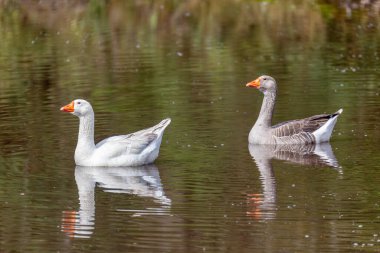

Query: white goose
[60,99,171,167]
[246,75,343,145]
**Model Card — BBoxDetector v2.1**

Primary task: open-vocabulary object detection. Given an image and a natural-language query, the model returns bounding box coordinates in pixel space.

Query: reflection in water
[247,143,341,220]
[0,1,378,251]
[61,165,171,238]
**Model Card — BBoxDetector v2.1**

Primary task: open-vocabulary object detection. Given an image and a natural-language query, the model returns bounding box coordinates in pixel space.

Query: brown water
[0,1,380,252]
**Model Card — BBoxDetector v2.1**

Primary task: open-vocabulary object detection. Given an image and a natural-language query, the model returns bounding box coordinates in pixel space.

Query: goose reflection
[247,143,341,219]
[61,164,171,238]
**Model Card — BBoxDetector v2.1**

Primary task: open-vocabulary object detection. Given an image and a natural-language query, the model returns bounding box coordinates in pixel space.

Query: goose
[60,99,171,167]
[246,75,342,144]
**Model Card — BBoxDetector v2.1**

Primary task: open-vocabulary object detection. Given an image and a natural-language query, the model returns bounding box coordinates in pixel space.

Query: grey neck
[255,90,276,128]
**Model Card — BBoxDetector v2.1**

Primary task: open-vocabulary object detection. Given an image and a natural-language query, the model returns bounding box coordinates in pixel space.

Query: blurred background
[0,0,379,252]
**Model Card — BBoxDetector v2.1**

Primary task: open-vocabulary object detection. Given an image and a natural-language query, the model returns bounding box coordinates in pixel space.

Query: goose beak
[246,78,260,88]
[60,101,75,112]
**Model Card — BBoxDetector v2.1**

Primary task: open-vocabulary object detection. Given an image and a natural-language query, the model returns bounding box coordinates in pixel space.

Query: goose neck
[256,90,276,128]
[77,113,95,150]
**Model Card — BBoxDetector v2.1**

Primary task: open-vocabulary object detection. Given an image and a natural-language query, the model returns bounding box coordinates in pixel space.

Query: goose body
[246,75,342,145]
[60,99,171,167]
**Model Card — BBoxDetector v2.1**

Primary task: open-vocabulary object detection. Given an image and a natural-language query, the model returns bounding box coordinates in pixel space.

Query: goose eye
[77,102,81,105]
[263,78,267,81]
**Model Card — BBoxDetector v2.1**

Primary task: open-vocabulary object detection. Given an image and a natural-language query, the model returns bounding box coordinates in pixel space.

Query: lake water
[0,1,380,252]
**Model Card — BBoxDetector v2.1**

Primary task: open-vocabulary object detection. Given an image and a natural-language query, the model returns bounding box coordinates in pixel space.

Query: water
[0,1,380,252]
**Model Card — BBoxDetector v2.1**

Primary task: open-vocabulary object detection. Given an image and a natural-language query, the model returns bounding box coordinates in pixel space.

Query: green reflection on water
[0,1,379,252]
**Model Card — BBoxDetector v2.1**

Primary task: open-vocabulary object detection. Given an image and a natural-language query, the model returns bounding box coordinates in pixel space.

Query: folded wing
[96,132,157,156]
[272,112,340,137]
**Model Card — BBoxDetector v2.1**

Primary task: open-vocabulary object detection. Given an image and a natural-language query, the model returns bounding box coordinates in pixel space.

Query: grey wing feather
[122,118,171,137]
[272,112,339,137]
[128,133,157,154]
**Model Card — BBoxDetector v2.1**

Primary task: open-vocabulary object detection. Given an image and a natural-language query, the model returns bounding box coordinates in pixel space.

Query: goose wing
[272,112,340,138]
[96,131,157,156]
[95,119,171,157]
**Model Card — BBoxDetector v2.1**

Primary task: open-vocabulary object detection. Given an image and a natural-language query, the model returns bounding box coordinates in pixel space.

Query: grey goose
[246,75,342,145]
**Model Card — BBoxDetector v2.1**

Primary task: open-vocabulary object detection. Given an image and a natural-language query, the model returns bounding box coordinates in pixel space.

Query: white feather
[312,109,343,143]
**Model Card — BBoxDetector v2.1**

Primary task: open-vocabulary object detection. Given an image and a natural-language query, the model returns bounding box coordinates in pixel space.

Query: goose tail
[313,109,343,143]
[335,108,343,115]
[152,118,171,134]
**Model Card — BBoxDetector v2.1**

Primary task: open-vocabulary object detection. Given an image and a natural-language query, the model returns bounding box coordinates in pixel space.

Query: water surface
[0,1,380,252]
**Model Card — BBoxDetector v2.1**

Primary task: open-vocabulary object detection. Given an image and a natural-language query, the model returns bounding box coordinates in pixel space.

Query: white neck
[75,112,96,159]
[254,90,276,128]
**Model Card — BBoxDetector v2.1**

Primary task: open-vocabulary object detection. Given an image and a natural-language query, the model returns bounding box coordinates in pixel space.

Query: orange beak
[246,78,260,88]
[60,101,75,112]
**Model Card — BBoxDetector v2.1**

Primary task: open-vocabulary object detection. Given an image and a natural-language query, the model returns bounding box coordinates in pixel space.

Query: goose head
[246,75,277,94]
[60,99,93,117]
